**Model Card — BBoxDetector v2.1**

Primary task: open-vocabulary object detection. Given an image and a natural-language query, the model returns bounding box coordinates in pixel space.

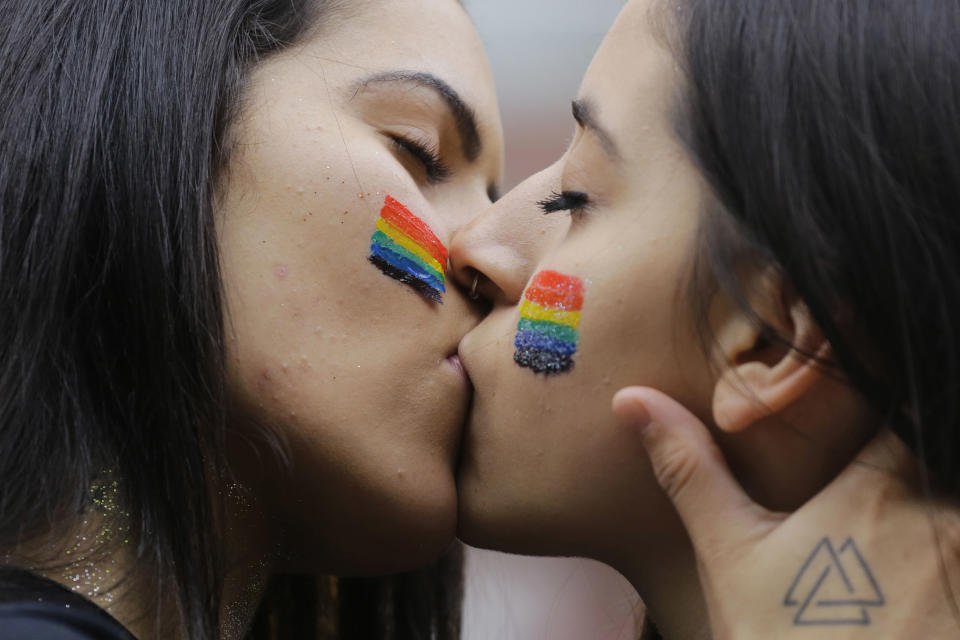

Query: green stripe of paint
[371,231,445,283]
[517,318,579,343]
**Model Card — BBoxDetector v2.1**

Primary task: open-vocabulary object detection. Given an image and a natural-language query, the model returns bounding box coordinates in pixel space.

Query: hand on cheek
[613,387,959,640]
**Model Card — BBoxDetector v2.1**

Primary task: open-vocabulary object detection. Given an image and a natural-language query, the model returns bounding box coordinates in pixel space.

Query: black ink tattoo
[784,537,885,626]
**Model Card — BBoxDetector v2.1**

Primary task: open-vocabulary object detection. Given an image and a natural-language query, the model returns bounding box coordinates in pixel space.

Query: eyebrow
[354,71,483,163]
[571,98,620,159]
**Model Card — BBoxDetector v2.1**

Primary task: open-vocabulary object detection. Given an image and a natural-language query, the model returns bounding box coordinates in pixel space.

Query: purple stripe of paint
[514,330,578,356]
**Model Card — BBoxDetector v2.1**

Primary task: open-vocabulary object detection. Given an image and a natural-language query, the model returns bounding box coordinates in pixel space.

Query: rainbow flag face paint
[369,195,448,303]
[514,270,585,374]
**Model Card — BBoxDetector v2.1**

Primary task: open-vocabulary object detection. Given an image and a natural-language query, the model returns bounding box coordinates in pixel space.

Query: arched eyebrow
[572,98,620,159]
[353,70,483,163]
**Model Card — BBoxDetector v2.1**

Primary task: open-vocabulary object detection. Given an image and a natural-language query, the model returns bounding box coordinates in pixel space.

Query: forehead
[577,0,681,157]
[305,0,498,121]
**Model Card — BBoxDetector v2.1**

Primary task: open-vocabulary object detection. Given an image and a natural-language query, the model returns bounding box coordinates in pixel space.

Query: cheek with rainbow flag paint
[368,195,448,303]
[514,270,585,375]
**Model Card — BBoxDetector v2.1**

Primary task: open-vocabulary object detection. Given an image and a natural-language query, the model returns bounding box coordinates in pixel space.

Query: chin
[363,483,460,575]
[455,481,509,553]
[453,402,553,556]
[455,462,573,559]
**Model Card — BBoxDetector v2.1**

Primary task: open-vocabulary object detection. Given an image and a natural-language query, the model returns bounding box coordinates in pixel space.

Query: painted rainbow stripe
[514,270,585,374]
[369,195,448,303]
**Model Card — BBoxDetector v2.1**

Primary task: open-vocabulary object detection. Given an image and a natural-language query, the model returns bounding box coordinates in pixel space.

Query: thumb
[613,386,770,553]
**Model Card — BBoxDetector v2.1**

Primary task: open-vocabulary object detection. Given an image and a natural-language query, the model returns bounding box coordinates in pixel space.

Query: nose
[449,164,570,305]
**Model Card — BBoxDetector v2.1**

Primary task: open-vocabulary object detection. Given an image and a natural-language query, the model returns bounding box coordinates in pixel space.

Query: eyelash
[537,190,592,217]
[389,135,452,184]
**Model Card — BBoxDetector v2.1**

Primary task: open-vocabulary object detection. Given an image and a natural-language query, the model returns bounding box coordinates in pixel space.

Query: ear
[711,272,831,433]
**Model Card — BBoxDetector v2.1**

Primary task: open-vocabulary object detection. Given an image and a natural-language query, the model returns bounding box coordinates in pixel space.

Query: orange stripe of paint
[381,195,448,266]
[524,270,584,310]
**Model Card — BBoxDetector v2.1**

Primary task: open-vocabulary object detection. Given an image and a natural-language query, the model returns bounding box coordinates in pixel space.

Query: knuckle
[651,440,702,500]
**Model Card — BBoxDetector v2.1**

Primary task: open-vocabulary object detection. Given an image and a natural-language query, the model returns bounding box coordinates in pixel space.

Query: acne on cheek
[368,195,448,303]
[514,270,585,375]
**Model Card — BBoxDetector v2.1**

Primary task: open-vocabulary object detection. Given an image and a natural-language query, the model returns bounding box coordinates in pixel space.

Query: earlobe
[711,284,831,434]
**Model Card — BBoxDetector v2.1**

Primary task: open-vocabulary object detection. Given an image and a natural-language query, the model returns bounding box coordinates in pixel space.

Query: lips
[444,350,471,389]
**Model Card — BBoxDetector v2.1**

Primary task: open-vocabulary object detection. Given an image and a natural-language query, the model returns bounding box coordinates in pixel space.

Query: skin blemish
[514,270,585,375]
[368,195,448,303]
[274,265,289,279]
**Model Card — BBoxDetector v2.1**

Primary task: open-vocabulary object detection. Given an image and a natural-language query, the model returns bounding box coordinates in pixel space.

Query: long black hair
[0,2,462,639]
[675,0,960,496]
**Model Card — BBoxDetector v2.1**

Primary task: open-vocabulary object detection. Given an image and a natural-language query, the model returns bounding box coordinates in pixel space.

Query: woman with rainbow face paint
[0,0,504,637]
[450,0,960,637]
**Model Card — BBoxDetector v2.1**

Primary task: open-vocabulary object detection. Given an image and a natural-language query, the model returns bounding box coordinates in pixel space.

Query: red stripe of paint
[381,195,448,266]
[524,270,585,310]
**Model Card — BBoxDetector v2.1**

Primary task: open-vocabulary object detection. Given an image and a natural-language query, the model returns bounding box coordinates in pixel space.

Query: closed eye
[537,190,591,216]
[389,135,452,184]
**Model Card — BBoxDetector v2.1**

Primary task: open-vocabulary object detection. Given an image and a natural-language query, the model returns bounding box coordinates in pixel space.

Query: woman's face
[218,0,502,573]
[451,0,714,566]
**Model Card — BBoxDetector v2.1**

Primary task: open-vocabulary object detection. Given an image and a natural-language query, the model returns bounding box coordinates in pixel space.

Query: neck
[10,477,275,640]
[218,477,275,640]
[14,517,173,640]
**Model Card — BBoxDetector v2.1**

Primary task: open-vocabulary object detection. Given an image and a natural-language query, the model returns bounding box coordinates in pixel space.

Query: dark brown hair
[0,0,463,637]
[675,0,960,497]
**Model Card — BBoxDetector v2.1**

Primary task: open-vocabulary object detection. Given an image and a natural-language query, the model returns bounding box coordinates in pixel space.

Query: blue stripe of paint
[513,330,579,356]
[370,243,445,292]
[371,231,445,284]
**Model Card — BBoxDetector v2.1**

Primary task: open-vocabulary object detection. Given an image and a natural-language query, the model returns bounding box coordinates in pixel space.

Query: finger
[613,386,771,553]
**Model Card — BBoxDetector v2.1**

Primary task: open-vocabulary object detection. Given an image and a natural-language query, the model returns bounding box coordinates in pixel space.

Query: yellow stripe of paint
[519,300,582,328]
[376,218,445,274]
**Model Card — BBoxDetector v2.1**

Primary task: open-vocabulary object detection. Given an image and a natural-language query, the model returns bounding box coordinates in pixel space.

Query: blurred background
[458,1,642,639]
[465,0,627,190]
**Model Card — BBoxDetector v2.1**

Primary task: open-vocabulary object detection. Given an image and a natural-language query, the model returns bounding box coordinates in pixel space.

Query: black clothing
[0,567,135,639]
